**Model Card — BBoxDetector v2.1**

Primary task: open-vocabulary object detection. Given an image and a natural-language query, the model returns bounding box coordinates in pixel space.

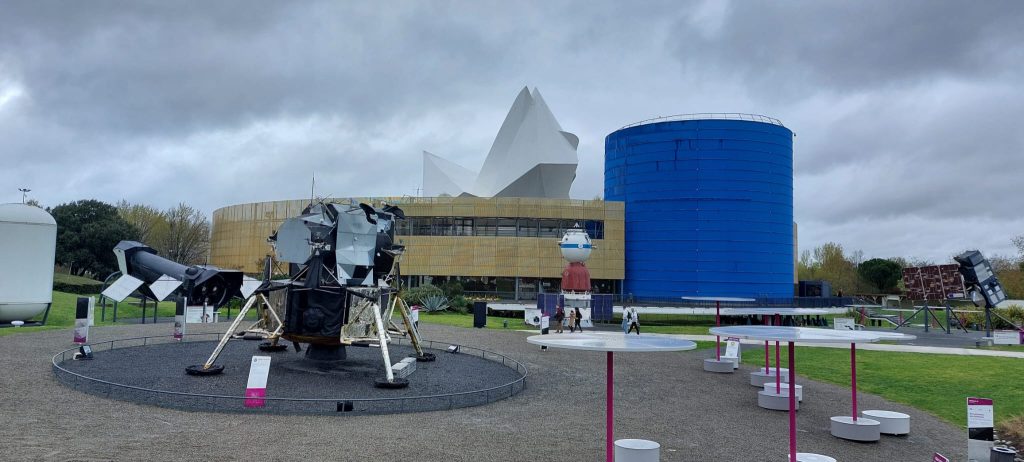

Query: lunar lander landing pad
[52,334,527,415]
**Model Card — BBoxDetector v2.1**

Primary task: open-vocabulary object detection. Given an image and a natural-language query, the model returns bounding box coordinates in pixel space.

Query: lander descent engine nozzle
[101,241,243,308]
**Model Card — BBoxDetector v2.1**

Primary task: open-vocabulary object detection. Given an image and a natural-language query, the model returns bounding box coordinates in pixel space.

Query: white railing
[620,113,786,129]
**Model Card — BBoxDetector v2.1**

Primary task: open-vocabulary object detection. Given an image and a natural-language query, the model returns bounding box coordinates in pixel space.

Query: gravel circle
[53,337,525,415]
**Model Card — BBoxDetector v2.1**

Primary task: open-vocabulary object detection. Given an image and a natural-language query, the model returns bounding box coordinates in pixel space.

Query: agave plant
[421,295,450,312]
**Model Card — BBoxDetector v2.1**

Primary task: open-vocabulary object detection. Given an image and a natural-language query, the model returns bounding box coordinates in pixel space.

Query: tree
[857,258,903,293]
[117,200,167,244]
[51,200,138,277]
[157,203,210,265]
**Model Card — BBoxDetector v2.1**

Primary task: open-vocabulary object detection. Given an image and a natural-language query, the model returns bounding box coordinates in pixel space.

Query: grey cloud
[1,0,1022,263]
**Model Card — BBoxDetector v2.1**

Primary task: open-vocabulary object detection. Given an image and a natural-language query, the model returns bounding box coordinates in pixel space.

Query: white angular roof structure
[422,87,578,198]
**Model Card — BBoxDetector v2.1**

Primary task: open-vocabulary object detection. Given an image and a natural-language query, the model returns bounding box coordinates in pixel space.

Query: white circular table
[680,296,755,365]
[709,326,896,461]
[527,332,696,462]
[712,308,829,391]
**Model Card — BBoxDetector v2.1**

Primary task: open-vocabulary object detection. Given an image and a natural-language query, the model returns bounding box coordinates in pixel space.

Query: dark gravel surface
[1,322,967,461]
[55,339,523,414]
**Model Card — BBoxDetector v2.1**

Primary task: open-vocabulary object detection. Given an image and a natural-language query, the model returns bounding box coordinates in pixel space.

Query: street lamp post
[18,188,31,204]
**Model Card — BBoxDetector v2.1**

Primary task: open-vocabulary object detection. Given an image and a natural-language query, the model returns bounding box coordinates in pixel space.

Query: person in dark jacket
[554,305,565,333]
[573,307,584,332]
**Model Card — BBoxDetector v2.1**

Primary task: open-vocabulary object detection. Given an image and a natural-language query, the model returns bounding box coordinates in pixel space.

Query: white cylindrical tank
[559,227,592,263]
[0,203,57,322]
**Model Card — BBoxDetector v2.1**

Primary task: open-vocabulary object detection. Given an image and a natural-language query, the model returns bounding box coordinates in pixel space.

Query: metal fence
[52,334,527,415]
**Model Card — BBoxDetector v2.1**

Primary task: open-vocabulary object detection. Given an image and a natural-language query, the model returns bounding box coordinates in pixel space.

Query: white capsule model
[559,226,593,263]
[0,203,57,322]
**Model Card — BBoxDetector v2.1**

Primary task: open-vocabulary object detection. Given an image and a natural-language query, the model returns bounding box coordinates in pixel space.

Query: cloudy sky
[1,0,1022,263]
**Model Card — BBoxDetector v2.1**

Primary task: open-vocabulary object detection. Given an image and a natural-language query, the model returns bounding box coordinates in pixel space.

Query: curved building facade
[210,197,624,300]
[605,115,794,300]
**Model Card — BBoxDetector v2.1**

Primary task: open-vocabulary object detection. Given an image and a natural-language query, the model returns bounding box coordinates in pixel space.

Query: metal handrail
[52,333,527,405]
[619,113,786,130]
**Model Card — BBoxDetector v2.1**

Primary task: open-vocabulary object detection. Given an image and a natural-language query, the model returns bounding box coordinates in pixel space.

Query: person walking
[568,307,577,333]
[554,305,565,333]
[573,307,584,333]
[626,306,640,335]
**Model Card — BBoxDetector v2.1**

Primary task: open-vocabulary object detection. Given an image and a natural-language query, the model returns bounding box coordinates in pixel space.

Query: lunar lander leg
[388,296,435,362]
[185,294,284,376]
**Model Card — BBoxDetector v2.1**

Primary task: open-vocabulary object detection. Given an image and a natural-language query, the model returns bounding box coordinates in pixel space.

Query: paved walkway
[0,322,971,461]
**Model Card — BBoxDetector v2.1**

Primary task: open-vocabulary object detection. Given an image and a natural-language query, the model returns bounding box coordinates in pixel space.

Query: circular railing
[619,113,786,129]
[52,333,528,415]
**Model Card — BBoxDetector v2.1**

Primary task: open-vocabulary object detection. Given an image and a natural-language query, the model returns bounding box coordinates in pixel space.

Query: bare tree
[117,200,167,244]
[158,203,210,265]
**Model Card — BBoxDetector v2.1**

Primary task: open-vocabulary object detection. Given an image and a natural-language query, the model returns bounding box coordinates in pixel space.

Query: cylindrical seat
[614,439,660,462]
[763,382,802,401]
[861,410,910,435]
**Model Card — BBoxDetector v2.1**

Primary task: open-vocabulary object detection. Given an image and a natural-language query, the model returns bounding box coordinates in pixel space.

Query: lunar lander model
[187,200,432,388]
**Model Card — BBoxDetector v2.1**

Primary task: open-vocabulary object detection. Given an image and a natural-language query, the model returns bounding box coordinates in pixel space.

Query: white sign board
[834,317,856,331]
[992,330,1022,345]
[524,309,542,326]
[723,338,741,368]
[967,397,994,461]
[244,356,272,408]
[239,276,262,299]
[185,306,215,324]
[540,315,550,333]
[410,307,419,324]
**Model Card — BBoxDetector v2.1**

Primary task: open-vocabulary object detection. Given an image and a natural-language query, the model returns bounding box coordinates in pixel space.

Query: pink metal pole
[764,315,770,373]
[774,314,781,393]
[851,343,858,421]
[715,300,721,360]
[607,351,614,462]
[788,341,797,462]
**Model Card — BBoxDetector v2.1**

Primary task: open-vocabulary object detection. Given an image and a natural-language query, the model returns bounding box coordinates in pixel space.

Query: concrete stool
[763,382,802,401]
[704,358,734,373]
[861,410,910,435]
[830,416,881,442]
[614,439,659,462]
[758,389,798,411]
[750,368,789,387]
[791,454,837,462]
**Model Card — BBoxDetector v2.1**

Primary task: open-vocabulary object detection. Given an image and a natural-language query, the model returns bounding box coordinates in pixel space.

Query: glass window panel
[497,218,517,237]
[475,218,497,236]
[517,218,538,237]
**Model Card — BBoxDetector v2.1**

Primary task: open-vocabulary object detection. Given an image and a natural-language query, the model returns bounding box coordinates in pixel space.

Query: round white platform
[861,410,910,435]
[791,453,837,462]
[763,382,802,401]
[614,438,660,462]
[750,368,790,387]
[703,358,735,373]
[526,332,697,352]
[830,416,881,441]
[758,390,798,411]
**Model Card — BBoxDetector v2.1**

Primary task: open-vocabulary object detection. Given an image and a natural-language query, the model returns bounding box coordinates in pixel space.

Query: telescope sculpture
[186,200,431,389]
[102,241,243,309]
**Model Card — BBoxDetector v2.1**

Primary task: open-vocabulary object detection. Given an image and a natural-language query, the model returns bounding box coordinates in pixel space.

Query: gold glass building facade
[210,197,624,297]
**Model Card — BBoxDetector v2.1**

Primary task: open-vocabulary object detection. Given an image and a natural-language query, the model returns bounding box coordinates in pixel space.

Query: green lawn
[741,345,1024,426]
[0,291,253,337]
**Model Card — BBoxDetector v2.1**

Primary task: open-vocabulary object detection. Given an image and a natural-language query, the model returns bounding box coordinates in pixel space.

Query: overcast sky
[2,0,1022,263]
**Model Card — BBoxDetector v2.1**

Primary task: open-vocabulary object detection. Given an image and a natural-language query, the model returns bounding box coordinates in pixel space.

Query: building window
[497,218,517,237]
[475,218,497,236]
[538,219,561,238]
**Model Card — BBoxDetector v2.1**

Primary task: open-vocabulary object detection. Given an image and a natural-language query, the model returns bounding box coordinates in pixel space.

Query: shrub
[52,273,104,295]
[421,295,450,312]
[449,295,469,314]
[403,284,444,306]
[441,281,464,298]
[996,414,1024,452]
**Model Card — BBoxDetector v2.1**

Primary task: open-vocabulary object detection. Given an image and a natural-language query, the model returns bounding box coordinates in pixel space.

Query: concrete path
[677,334,1024,358]
[1,322,969,461]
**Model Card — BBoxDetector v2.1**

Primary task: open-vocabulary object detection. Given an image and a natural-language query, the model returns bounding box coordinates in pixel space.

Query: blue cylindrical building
[605,115,794,300]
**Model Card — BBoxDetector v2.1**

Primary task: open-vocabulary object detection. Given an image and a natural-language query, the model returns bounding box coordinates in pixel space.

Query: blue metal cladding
[605,119,794,300]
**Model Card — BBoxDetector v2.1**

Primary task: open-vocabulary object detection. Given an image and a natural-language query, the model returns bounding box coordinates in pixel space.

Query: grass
[0,290,254,337]
[741,344,1024,426]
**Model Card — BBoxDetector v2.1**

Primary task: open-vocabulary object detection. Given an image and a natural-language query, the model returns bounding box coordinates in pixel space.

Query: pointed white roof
[422,151,478,197]
[422,87,578,199]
